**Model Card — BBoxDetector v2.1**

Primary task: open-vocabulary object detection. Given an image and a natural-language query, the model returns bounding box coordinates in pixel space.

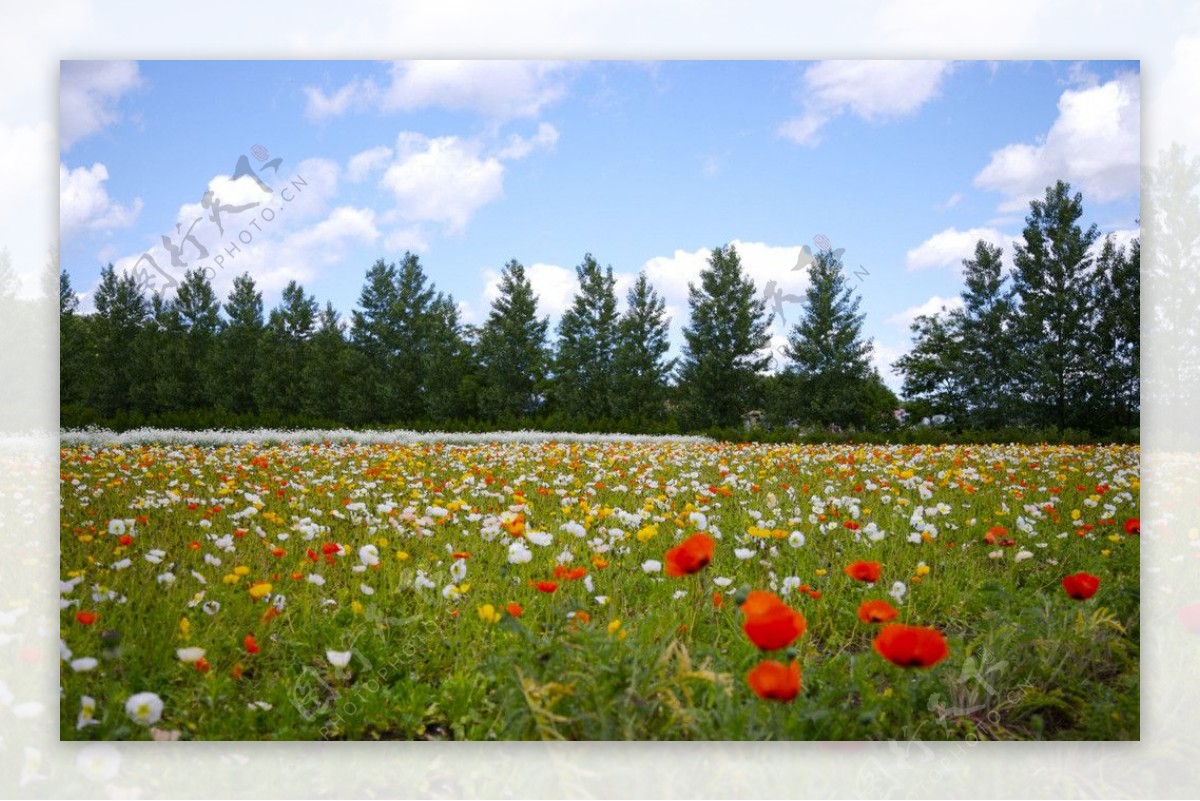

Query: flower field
[59,436,1140,740]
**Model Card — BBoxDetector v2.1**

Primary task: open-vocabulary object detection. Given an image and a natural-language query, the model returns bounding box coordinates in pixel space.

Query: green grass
[59,440,1139,740]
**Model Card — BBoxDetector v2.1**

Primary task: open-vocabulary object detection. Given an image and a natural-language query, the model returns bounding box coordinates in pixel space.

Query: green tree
[391,252,437,423]
[892,309,965,422]
[90,264,149,418]
[476,260,549,422]
[256,280,318,417]
[551,253,620,422]
[612,271,675,424]
[172,268,222,410]
[215,273,265,415]
[1010,180,1100,432]
[1087,234,1140,430]
[302,302,349,422]
[347,258,401,424]
[423,294,477,424]
[676,244,773,430]
[780,248,888,428]
[59,269,89,408]
[956,240,1016,428]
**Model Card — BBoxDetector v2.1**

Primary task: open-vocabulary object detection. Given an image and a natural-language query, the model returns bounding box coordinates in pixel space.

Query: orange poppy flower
[1062,572,1100,600]
[746,659,802,702]
[872,624,949,668]
[231,662,244,680]
[844,561,882,583]
[857,599,899,624]
[75,610,98,626]
[664,533,715,577]
[741,591,806,651]
[713,591,725,609]
[505,602,524,618]
[451,551,471,560]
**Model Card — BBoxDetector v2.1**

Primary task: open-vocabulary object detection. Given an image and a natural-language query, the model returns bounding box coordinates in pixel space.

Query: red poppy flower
[118,534,133,547]
[713,591,725,609]
[844,521,861,531]
[505,602,524,618]
[1062,572,1100,600]
[244,634,260,655]
[857,599,899,624]
[195,657,211,673]
[271,548,286,558]
[1124,518,1139,536]
[983,525,1008,545]
[320,542,340,556]
[741,591,806,651]
[535,580,558,594]
[451,551,471,560]
[844,560,882,583]
[872,624,949,668]
[665,533,715,577]
[75,610,98,626]
[746,659,802,702]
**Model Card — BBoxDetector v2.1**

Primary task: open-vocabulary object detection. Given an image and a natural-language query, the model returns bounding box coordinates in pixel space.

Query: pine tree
[391,252,437,423]
[91,264,149,418]
[476,259,549,422]
[781,248,885,428]
[552,253,619,422]
[677,244,773,430]
[303,302,349,422]
[347,258,401,424]
[956,240,1016,428]
[1088,235,1139,430]
[423,294,477,423]
[1010,180,1100,432]
[256,281,318,417]
[60,269,88,408]
[215,273,265,415]
[171,268,222,410]
[612,271,675,423]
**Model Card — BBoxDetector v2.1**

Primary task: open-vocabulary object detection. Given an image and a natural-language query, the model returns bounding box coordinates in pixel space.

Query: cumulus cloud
[59,162,143,238]
[346,145,393,183]
[60,61,142,149]
[905,227,1019,272]
[886,295,964,331]
[379,134,504,234]
[779,60,954,146]
[106,157,344,303]
[974,72,1140,211]
[497,122,559,160]
[304,60,575,121]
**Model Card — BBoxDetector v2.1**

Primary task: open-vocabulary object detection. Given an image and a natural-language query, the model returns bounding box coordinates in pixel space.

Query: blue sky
[59,60,1140,392]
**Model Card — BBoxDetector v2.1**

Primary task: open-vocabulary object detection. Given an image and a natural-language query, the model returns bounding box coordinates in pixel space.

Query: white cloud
[872,341,910,392]
[974,72,1140,212]
[59,61,142,149]
[347,145,393,183]
[497,122,559,160]
[0,121,55,296]
[304,60,574,121]
[779,61,954,146]
[59,163,142,239]
[482,261,577,320]
[105,157,342,303]
[886,295,963,331]
[380,134,504,234]
[905,227,1018,272]
[937,192,964,210]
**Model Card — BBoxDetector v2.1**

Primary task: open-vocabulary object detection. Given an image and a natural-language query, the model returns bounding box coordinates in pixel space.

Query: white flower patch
[507,541,533,564]
[642,560,662,573]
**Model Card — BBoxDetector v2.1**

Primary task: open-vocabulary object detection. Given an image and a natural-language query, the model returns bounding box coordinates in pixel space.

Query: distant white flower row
[60,427,713,448]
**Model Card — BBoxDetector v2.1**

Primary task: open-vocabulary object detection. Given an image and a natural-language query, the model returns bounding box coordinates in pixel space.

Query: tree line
[894,180,1139,435]
[60,179,1137,438]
